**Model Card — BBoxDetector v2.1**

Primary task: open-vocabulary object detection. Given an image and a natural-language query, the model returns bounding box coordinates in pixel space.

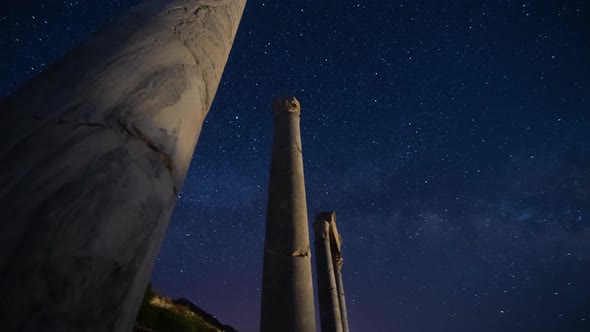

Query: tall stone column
[260,97,316,332]
[314,216,343,332]
[0,1,245,331]
[333,254,350,332]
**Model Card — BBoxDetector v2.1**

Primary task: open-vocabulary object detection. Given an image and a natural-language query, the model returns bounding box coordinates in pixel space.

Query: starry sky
[2,1,590,331]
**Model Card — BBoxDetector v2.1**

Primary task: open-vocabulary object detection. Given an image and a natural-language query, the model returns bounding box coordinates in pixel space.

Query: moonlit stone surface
[0,1,245,331]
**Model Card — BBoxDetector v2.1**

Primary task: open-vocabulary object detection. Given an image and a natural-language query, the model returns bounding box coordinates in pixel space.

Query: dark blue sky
[2,1,589,331]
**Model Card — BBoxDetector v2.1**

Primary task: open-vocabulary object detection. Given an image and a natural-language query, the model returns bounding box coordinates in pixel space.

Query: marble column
[0,1,245,331]
[260,96,316,332]
[314,215,343,332]
[333,253,350,332]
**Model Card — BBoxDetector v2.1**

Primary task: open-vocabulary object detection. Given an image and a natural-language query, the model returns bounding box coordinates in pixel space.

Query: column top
[313,211,342,253]
[272,96,300,116]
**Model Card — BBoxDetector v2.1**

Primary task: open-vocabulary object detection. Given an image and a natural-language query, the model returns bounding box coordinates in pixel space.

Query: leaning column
[0,1,245,331]
[314,213,344,332]
[260,97,316,332]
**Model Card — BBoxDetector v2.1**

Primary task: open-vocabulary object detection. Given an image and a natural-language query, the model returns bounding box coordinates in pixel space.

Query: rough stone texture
[314,211,350,332]
[313,217,343,332]
[0,1,245,331]
[260,97,316,332]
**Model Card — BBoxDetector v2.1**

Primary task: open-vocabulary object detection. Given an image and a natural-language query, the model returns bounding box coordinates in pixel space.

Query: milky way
[2,1,589,331]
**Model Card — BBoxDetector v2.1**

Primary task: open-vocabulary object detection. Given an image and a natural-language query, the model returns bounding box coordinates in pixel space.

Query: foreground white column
[260,97,316,332]
[0,1,245,331]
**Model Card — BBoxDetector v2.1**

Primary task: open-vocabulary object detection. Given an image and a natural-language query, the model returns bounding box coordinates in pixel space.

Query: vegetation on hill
[134,284,236,332]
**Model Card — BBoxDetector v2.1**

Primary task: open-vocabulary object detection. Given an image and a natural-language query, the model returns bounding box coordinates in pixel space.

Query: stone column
[260,97,316,332]
[0,1,245,332]
[333,253,350,332]
[313,216,343,332]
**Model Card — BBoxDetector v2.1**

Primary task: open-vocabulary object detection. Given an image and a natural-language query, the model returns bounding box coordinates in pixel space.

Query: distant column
[313,211,350,332]
[333,253,350,332]
[314,216,343,332]
[260,96,316,332]
[0,1,245,332]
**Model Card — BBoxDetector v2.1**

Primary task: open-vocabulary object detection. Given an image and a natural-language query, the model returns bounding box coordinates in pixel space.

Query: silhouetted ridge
[135,284,238,332]
[173,298,238,332]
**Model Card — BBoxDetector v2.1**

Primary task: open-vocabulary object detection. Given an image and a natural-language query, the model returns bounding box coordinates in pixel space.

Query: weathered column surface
[0,1,245,331]
[334,254,350,332]
[314,214,343,332]
[260,96,316,332]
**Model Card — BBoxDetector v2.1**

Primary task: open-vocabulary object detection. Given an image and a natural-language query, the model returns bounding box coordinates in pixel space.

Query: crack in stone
[165,2,234,115]
[27,114,177,193]
[269,169,303,176]
[278,144,302,153]
[193,5,211,17]
[265,248,311,258]
[165,7,188,15]
[43,115,110,129]
[171,10,211,114]
[117,119,175,176]
[181,39,210,111]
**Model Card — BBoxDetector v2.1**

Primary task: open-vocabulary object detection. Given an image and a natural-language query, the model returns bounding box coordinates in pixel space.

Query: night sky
[2,1,590,331]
